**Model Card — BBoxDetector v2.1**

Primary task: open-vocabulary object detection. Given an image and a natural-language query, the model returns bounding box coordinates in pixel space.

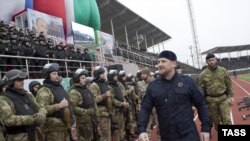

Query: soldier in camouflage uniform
[28,81,41,97]
[107,70,130,141]
[68,68,96,141]
[117,71,137,140]
[126,74,139,122]
[138,68,157,131]
[198,53,234,130]
[36,63,77,141]
[0,79,7,141]
[89,66,112,141]
[0,69,47,141]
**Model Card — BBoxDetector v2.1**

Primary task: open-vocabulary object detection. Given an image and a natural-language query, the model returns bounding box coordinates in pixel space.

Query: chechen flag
[33,0,101,36]
[0,0,33,21]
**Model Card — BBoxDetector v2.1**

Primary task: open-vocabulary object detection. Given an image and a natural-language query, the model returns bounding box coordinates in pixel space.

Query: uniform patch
[178,82,183,87]
[24,104,30,110]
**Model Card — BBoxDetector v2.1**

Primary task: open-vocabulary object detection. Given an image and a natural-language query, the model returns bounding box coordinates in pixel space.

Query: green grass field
[239,73,250,82]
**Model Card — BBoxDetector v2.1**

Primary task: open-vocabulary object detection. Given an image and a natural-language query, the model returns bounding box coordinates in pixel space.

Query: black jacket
[138,73,211,141]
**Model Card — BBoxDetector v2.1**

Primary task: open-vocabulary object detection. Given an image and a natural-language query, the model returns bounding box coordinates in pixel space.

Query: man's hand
[228,97,234,105]
[34,112,46,125]
[87,108,95,116]
[71,127,78,141]
[121,101,129,108]
[103,91,111,98]
[58,98,69,109]
[200,132,210,141]
[139,132,149,141]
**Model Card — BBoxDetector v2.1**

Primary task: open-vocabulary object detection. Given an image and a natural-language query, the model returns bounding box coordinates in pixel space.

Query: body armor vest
[74,86,94,109]
[5,88,37,140]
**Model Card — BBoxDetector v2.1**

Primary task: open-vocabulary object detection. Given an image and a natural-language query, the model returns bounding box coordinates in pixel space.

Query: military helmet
[126,73,135,82]
[43,63,60,79]
[3,69,28,86]
[107,70,118,81]
[118,70,126,81]
[29,81,41,92]
[118,70,126,77]
[93,66,105,78]
[72,68,88,83]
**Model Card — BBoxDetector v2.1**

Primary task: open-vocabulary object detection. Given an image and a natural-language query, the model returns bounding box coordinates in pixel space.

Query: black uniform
[138,73,211,141]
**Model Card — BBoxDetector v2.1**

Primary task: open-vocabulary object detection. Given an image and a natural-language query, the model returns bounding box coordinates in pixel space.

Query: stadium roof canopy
[97,0,171,50]
[201,44,250,55]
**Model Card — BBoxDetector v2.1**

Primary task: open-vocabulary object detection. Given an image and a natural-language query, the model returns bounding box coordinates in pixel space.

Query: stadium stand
[202,45,250,72]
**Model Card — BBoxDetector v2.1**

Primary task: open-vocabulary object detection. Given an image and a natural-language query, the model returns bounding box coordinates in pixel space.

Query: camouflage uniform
[68,84,97,141]
[0,92,47,141]
[0,96,6,141]
[118,75,137,140]
[0,124,4,141]
[90,81,113,141]
[36,84,74,141]
[198,66,233,130]
[108,82,127,141]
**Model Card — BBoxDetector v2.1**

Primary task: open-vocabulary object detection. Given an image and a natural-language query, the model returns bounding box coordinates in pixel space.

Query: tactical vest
[43,80,71,119]
[95,82,110,106]
[74,86,94,109]
[5,88,37,141]
[110,83,124,102]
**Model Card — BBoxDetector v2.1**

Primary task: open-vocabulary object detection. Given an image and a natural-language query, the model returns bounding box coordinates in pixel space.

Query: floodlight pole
[189,45,195,67]
[187,0,201,68]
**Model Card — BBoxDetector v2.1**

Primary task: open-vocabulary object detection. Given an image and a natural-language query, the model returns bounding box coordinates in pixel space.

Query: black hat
[157,50,177,61]
[205,53,215,60]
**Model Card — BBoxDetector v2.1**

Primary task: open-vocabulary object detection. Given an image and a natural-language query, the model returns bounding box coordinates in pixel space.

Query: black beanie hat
[157,50,177,61]
[206,53,215,60]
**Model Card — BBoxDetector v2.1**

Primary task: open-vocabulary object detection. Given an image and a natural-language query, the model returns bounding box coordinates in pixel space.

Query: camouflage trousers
[0,131,4,141]
[0,125,5,141]
[77,122,93,141]
[98,116,111,141]
[207,96,232,130]
[45,130,69,141]
[112,110,125,141]
[146,107,158,132]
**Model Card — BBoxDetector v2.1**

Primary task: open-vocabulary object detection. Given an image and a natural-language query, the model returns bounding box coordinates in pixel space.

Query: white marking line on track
[232,79,250,96]
[230,108,234,125]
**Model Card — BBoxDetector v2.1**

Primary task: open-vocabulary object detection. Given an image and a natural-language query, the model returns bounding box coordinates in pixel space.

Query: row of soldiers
[0,63,156,141]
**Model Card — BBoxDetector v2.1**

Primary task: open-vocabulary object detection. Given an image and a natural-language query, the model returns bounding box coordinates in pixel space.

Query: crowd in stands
[0,21,93,78]
[1,20,204,79]
[217,56,250,70]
